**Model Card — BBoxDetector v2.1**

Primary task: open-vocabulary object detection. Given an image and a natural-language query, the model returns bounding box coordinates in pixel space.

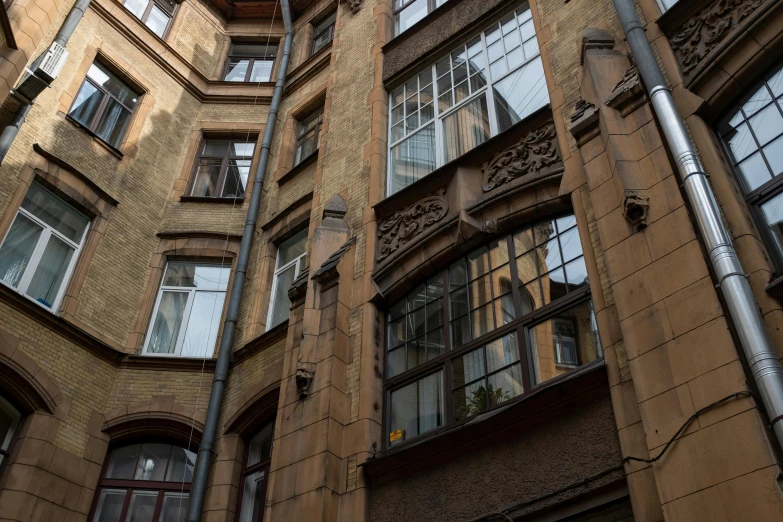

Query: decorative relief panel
[377,188,448,261]
[481,122,560,192]
[670,0,764,81]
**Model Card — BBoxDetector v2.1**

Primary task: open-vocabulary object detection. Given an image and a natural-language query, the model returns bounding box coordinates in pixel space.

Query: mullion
[86,81,110,132]
[141,0,154,23]
[151,489,165,522]
[737,105,775,179]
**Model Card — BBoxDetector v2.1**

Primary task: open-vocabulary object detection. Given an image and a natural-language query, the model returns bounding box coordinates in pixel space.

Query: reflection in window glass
[224,44,276,83]
[390,371,444,445]
[268,230,308,329]
[190,139,255,199]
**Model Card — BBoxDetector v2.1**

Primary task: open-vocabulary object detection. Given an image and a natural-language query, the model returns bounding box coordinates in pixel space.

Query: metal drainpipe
[185,1,294,520]
[0,0,92,164]
[611,0,783,448]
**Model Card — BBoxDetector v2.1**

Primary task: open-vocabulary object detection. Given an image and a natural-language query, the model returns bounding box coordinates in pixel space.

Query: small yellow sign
[389,429,403,443]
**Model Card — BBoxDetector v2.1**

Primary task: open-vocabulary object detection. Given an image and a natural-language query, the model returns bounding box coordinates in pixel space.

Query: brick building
[0,0,783,519]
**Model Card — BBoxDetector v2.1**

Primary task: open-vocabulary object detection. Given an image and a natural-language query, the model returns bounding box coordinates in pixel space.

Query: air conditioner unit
[13,43,69,104]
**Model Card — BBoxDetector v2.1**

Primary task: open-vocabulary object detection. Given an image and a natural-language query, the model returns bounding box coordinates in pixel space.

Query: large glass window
[91,443,196,522]
[388,5,548,194]
[0,395,21,471]
[386,215,601,446]
[121,0,177,37]
[718,63,783,271]
[236,420,274,522]
[223,44,276,83]
[294,108,323,166]
[393,0,448,36]
[189,138,256,199]
[68,62,140,149]
[143,262,231,358]
[656,0,679,11]
[267,230,307,330]
[311,12,336,55]
[0,182,90,311]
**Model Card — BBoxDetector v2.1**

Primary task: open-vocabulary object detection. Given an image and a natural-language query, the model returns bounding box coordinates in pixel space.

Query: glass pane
[453,346,485,387]
[0,396,20,451]
[533,219,557,246]
[145,4,170,37]
[135,443,170,481]
[69,80,104,129]
[538,236,562,273]
[451,314,471,347]
[748,104,783,146]
[485,331,519,372]
[87,63,139,107]
[106,445,140,479]
[763,135,783,177]
[191,159,223,197]
[295,134,318,165]
[388,346,405,377]
[727,122,757,162]
[181,290,225,357]
[147,291,188,354]
[564,257,589,291]
[92,489,127,522]
[389,124,436,194]
[21,183,89,242]
[541,267,567,305]
[442,95,490,163]
[493,57,549,133]
[202,140,230,156]
[250,60,273,82]
[468,275,492,309]
[736,152,771,192]
[467,247,490,280]
[487,364,524,404]
[427,327,445,359]
[388,316,405,348]
[389,371,443,445]
[761,192,783,261]
[163,262,230,291]
[528,300,602,384]
[426,299,443,330]
[470,303,494,337]
[407,283,426,311]
[25,235,75,308]
[491,264,512,297]
[449,259,467,286]
[95,99,133,148]
[449,285,469,318]
[225,59,250,81]
[269,264,297,328]
[124,0,148,18]
[395,0,427,35]
[409,306,425,337]
[523,279,542,313]
[247,421,274,466]
[454,380,485,420]
[426,276,443,300]
[158,492,189,522]
[238,470,265,522]
[742,85,773,116]
[222,159,251,198]
[232,44,276,58]
[494,293,515,326]
[556,215,577,232]
[165,447,196,482]
[125,490,158,522]
[516,250,538,284]
[407,338,425,369]
[0,214,42,288]
[276,230,306,267]
[312,29,333,54]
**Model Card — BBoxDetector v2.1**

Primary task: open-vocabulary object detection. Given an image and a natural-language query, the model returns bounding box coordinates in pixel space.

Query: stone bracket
[569,99,600,146]
[621,190,650,232]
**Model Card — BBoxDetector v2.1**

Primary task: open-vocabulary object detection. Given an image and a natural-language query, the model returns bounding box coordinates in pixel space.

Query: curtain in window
[147,292,188,354]
[0,215,41,287]
[442,96,490,163]
[25,236,74,307]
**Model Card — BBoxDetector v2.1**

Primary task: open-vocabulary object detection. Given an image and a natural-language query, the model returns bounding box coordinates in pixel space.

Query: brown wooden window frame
[383,213,602,451]
[222,43,277,83]
[294,107,323,167]
[120,0,178,39]
[234,419,275,522]
[310,11,336,56]
[187,135,258,200]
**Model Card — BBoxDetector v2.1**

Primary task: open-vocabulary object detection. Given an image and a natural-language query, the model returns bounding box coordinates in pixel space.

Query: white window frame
[142,262,230,358]
[266,235,307,331]
[0,186,89,313]
[386,5,547,196]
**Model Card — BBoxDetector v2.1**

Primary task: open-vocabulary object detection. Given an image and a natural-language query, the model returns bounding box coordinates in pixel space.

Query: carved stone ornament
[605,64,645,116]
[671,0,763,81]
[377,188,448,262]
[622,190,650,232]
[348,0,362,13]
[481,122,560,192]
[295,363,315,399]
[569,99,600,146]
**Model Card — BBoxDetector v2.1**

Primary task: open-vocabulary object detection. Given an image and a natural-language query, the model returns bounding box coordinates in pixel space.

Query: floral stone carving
[377,188,448,262]
[671,0,763,81]
[481,122,560,192]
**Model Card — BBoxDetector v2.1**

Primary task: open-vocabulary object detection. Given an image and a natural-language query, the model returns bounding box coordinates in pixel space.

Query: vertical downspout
[0,0,92,164]
[185,1,294,520]
[611,0,783,448]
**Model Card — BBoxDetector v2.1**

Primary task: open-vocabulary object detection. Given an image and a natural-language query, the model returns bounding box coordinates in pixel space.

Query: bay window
[143,262,230,358]
[267,230,307,330]
[0,182,89,311]
[388,5,548,194]
[386,215,601,447]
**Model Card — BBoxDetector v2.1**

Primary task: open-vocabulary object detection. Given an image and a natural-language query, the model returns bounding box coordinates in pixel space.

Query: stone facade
[1,0,783,520]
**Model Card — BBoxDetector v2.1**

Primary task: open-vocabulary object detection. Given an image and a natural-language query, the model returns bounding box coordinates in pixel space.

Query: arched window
[90,442,196,522]
[236,420,274,522]
[0,394,21,470]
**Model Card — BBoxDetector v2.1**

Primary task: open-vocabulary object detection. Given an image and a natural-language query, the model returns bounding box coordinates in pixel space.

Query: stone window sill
[277,150,318,185]
[179,195,246,205]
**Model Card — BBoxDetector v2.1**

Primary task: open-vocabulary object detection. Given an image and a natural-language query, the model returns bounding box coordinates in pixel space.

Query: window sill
[277,150,318,185]
[364,359,607,479]
[179,195,246,205]
[65,115,124,159]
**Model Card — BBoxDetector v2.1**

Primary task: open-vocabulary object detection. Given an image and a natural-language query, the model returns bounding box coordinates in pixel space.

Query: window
[121,0,177,37]
[311,12,336,55]
[224,44,276,83]
[718,63,783,271]
[189,139,256,198]
[0,395,21,471]
[90,443,196,522]
[294,108,323,166]
[393,0,448,36]
[387,5,548,194]
[267,230,307,330]
[386,215,601,446]
[143,262,231,358]
[68,62,140,149]
[0,182,89,311]
[656,0,679,11]
[236,420,274,522]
